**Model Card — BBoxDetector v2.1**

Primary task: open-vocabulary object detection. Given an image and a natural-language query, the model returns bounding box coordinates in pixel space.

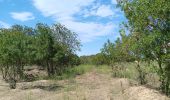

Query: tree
[34,23,55,76]
[34,23,81,76]
[0,23,81,88]
[92,53,107,66]
[128,32,147,84]
[52,24,80,52]
[0,25,32,88]
[101,40,115,67]
[118,0,170,94]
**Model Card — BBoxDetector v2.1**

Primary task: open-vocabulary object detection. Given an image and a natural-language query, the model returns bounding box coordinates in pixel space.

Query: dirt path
[0,71,169,100]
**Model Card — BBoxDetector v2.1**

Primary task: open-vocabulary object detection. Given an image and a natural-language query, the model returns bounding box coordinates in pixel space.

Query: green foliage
[33,23,81,76]
[80,55,96,65]
[95,65,112,74]
[118,0,170,94]
[93,0,170,91]
[0,23,81,89]
[50,65,94,80]
[92,53,108,65]
[101,40,115,65]
[80,53,108,66]
[99,32,135,66]
[0,25,36,88]
[0,25,31,79]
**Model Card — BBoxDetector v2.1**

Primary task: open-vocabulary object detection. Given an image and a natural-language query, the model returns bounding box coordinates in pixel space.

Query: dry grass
[0,67,169,100]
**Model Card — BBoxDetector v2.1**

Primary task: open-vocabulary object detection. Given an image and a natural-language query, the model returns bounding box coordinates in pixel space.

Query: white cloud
[32,0,118,43]
[83,4,121,18]
[61,20,117,42]
[33,0,95,21]
[10,12,35,21]
[83,5,115,18]
[0,21,10,28]
[95,5,114,17]
[111,0,117,4]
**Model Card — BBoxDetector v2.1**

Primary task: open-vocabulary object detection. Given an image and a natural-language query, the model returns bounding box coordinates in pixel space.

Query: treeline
[89,0,170,95]
[0,23,81,88]
[80,32,136,66]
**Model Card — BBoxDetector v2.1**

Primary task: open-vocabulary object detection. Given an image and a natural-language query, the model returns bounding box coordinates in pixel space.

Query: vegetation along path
[0,68,169,100]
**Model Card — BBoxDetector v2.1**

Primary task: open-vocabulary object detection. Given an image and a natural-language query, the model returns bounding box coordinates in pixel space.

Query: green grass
[113,62,139,79]
[95,65,112,74]
[110,61,160,87]
[43,61,159,88]
[53,65,95,80]
[54,64,113,80]
[111,62,147,79]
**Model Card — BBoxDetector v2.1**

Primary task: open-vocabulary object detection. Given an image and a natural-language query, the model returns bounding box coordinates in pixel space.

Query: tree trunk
[46,60,55,77]
[157,59,166,92]
[46,61,51,77]
[136,60,146,85]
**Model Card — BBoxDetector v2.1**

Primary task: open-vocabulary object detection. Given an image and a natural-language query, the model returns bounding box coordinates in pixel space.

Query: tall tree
[118,0,170,94]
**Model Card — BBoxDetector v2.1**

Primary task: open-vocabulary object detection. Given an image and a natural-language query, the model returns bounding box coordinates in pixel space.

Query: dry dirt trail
[0,71,169,100]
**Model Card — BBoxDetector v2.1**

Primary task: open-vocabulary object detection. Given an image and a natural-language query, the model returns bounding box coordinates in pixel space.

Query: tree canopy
[0,23,81,88]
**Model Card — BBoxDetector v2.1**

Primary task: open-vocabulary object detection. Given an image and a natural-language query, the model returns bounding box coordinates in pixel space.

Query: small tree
[101,40,116,68]
[0,25,31,89]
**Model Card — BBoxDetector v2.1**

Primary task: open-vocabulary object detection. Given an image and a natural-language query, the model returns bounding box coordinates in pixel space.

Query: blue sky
[0,0,126,56]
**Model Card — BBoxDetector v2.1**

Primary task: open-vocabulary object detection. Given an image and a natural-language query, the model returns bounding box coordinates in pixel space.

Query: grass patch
[95,65,112,74]
[110,62,160,87]
[51,65,95,80]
